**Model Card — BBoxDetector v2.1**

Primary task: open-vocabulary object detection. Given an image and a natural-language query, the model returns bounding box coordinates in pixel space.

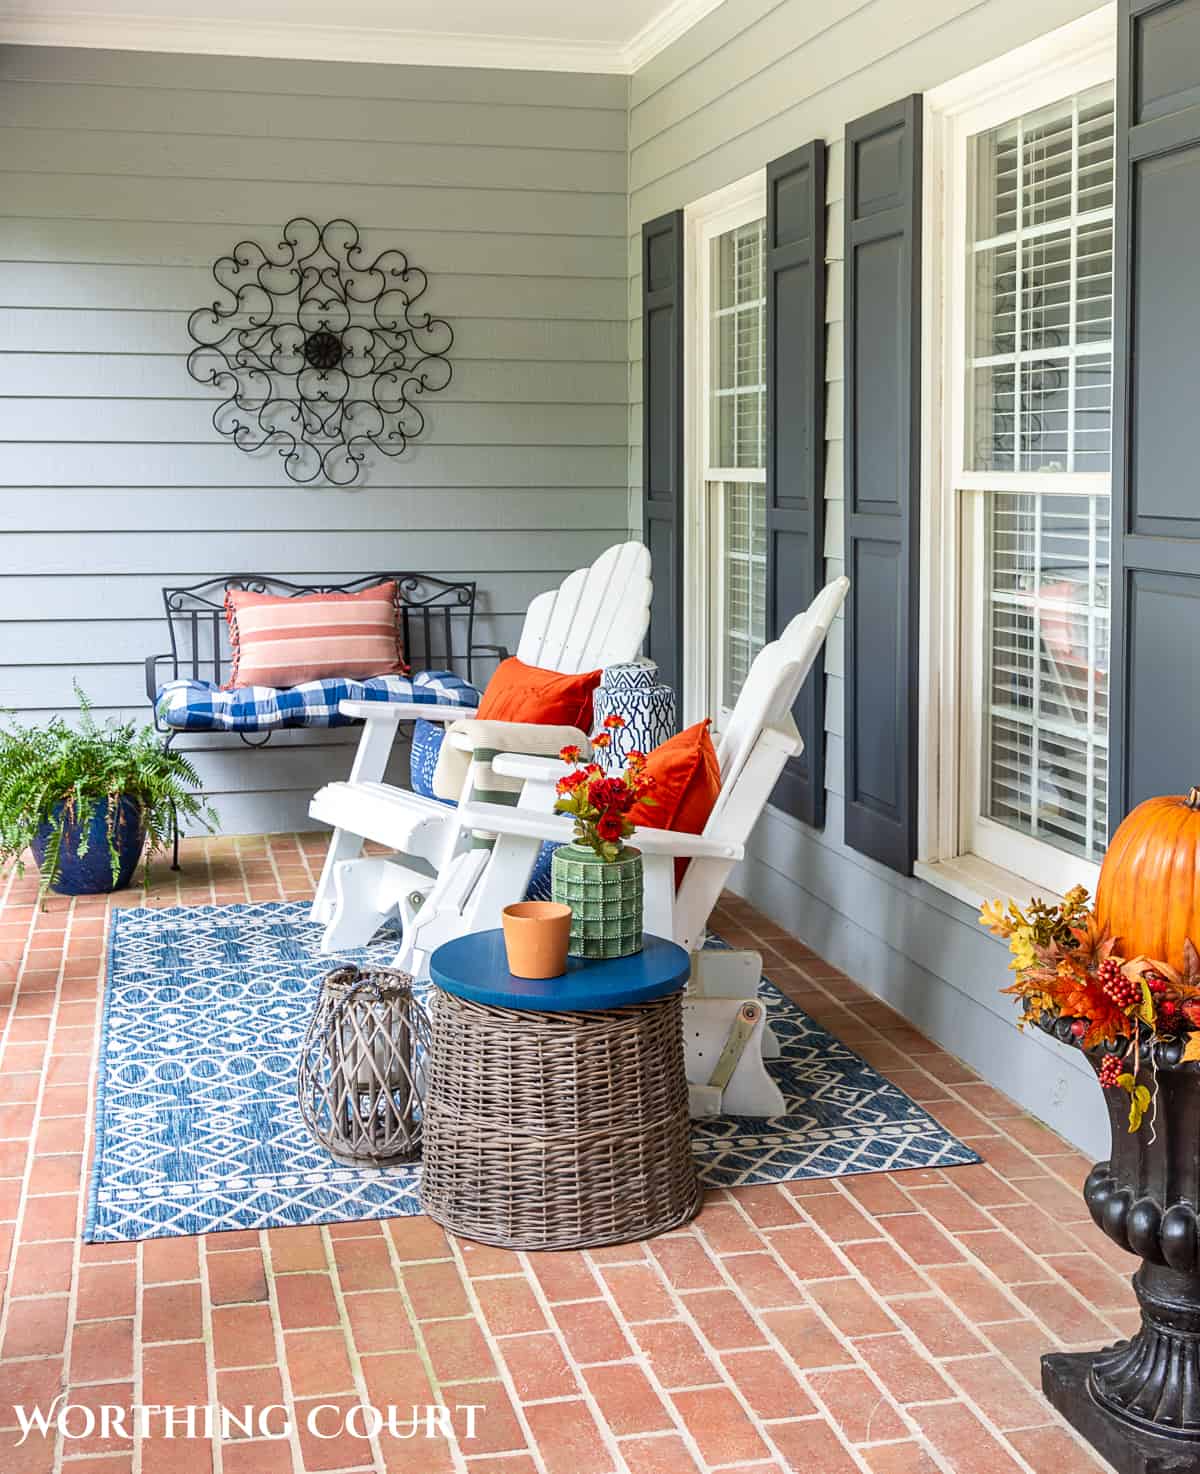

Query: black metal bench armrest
[145,653,177,705]
[469,642,510,681]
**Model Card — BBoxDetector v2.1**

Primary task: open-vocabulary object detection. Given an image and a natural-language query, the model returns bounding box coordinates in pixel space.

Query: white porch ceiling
[0,0,725,72]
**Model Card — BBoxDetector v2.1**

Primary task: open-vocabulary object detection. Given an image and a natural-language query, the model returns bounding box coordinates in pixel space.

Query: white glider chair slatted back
[516,541,652,676]
[712,575,848,802]
[672,576,850,948]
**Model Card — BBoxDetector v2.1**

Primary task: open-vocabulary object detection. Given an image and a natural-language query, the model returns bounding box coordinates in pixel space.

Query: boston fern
[0,687,218,898]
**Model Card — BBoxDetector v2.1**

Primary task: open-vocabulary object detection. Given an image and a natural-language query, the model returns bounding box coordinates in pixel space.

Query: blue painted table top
[429,932,691,1013]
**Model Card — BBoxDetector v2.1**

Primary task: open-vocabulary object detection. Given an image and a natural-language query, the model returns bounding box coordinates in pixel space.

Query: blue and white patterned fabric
[526,841,559,901]
[592,659,677,773]
[409,718,453,803]
[156,670,481,733]
[86,902,979,1242]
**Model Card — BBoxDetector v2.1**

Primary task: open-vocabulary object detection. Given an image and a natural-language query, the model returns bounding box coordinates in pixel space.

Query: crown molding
[0,0,727,74]
[0,12,622,71]
[620,0,726,72]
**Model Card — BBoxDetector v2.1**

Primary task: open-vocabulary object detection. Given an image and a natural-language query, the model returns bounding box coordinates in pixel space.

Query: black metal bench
[144,573,504,864]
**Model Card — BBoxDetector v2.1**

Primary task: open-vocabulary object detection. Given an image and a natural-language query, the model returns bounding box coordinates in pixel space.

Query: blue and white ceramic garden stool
[590,659,677,773]
[421,931,699,1250]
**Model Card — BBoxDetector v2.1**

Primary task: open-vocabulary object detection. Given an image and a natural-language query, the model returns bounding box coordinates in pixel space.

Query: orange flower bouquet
[553,716,657,863]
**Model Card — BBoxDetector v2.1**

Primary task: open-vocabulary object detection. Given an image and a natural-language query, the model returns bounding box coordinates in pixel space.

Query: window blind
[970,86,1114,473]
[707,217,767,708]
[986,491,1110,861]
[969,84,1115,865]
[720,480,767,707]
[710,219,766,469]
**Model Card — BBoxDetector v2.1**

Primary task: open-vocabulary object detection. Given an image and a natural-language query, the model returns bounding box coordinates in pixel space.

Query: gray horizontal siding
[0,129,626,195]
[0,46,627,112]
[0,530,621,578]
[0,357,627,402]
[0,311,624,359]
[1,47,628,830]
[0,176,624,237]
[0,445,626,487]
[0,402,628,446]
[629,0,1107,1152]
[0,221,624,277]
[0,488,627,532]
[3,611,524,670]
[0,567,558,623]
[0,265,625,315]
[0,91,623,154]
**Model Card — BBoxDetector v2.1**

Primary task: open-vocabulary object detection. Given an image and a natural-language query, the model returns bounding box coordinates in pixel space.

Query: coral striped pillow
[224,582,406,689]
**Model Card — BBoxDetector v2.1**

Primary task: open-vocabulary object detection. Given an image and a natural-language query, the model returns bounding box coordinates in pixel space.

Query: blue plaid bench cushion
[156,670,481,733]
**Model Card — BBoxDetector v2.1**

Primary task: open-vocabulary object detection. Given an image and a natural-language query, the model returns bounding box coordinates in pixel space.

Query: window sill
[914,854,1066,914]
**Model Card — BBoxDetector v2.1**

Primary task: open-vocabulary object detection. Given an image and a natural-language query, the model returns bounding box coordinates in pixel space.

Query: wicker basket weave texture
[421,989,699,1250]
[297,966,430,1167]
[551,843,644,959]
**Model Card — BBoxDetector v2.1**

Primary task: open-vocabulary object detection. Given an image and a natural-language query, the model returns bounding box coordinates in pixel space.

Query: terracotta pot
[501,901,572,979]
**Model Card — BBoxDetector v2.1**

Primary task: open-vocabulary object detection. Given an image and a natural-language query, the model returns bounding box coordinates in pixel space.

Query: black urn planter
[1042,1029,1200,1473]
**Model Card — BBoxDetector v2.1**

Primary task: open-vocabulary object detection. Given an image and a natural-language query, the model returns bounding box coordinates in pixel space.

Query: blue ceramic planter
[31,796,146,895]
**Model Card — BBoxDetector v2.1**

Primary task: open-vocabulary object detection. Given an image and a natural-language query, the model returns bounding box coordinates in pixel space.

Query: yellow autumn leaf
[1181,1034,1200,1064]
[979,898,1014,938]
[1129,1084,1152,1132]
[1008,928,1037,974]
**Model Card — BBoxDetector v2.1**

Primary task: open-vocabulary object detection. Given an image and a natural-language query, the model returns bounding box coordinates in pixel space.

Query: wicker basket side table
[422,932,699,1251]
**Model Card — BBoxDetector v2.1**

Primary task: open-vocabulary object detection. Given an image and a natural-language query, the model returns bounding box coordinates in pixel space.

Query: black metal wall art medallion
[186,218,453,485]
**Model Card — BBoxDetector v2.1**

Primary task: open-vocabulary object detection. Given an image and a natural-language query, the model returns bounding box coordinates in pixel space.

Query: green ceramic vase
[551,842,644,959]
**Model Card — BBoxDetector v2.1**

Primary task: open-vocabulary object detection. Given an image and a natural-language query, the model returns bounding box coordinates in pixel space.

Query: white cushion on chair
[431,719,591,800]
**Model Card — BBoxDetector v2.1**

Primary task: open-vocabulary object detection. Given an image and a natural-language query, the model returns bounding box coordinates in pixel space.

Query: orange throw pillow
[476,657,601,730]
[629,720,722,884]
[224,582,405,689]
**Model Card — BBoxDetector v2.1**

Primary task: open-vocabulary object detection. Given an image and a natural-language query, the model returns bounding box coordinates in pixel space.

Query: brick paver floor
[0,832,1130,1473]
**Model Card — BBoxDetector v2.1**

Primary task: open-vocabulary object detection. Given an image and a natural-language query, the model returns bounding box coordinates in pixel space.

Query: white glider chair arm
[453,799,744,862]
[433,719,590,802]
[443,722,589,757]
[453,797,743,945]
[489,752,570,784]
[337,699,479,725]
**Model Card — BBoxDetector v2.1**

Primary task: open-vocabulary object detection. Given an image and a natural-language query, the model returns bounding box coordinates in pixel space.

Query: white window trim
[682,170,767,730]
[917,4,1116,910]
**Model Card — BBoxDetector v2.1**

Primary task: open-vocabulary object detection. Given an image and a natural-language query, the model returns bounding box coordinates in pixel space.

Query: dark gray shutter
[843,95,922,874]
[765,142,828,825]
[1109,0,1200,821]
[642,210,685,705]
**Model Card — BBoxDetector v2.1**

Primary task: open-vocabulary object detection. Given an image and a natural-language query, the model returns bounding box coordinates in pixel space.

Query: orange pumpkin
[1095,786,1200,971]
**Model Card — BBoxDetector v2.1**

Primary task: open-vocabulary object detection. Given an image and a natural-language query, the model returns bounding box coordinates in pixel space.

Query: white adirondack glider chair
[399,575,850,1117]
[309,541,652,953]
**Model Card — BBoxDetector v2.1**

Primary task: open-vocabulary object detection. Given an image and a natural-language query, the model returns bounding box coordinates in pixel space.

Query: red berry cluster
[1098,1053,1124,1089]
[1097,957,1139,1010]
[1146,971,1168,995]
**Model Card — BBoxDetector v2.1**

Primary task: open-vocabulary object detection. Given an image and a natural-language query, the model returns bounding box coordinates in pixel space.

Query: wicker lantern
[297,965,431,1165]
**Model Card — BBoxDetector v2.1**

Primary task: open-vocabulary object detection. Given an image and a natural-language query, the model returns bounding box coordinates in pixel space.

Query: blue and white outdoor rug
[87,901,979,1242]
